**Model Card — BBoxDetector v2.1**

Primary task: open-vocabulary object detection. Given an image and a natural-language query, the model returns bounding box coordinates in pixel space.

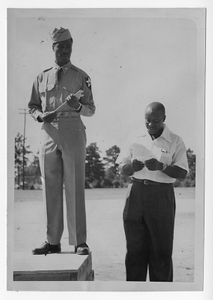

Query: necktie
[55,67,63,87]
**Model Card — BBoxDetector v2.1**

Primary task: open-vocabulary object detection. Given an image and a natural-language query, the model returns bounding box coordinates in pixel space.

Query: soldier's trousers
[39,114,87,246]
[123,181,176,281]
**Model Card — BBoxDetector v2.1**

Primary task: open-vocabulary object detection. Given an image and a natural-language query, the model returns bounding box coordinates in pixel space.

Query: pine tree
[103,145,121,187]
[85,143,105,188]
[14,133,32,189]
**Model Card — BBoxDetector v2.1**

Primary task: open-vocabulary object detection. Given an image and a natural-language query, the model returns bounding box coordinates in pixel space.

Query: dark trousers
[123,181,176,281]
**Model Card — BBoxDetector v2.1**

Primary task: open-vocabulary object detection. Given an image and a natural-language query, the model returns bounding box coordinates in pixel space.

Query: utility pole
[19,109,29,190]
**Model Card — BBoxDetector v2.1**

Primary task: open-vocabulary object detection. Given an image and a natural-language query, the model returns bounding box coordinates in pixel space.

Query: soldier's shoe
[32,241,61,255]
[75,243,90,255]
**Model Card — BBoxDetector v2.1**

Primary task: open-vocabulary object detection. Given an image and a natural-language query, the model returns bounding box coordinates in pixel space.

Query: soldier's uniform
[28,28,95,251]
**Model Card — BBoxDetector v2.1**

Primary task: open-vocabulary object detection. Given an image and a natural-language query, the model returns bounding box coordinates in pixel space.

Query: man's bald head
[145,102,166,138]
[145,102,166,116]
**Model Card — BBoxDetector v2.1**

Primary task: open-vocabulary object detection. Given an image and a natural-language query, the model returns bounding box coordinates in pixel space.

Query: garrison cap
[50,27,72,43]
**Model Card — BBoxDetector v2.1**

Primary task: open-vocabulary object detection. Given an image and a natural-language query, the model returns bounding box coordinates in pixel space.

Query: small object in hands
[144,158,161,171]
[66,90,84,109]
[144,158,154,169]
[136,155,152,163]
[52,90,84,112]
[73,90,84,100]
[132,159,144,172]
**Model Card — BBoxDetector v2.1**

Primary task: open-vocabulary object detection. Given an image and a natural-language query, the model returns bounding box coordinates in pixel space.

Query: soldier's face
[53,39,72,66]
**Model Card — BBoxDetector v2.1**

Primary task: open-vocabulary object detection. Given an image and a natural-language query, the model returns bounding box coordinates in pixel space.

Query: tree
[103,145,121,187]
[24,154,42,188]
[186,148,196,181]
[26,154,41,177]
[174,148,196,187]
[85,143,105,188]
[14,133,32,189]
[104,145,120,165]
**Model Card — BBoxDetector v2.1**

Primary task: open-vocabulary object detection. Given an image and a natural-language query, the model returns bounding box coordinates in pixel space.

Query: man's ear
[163,115,166,122]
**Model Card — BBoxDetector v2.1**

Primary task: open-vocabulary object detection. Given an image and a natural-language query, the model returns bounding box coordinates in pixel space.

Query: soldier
[28,27,95,255]
[117,102,188,281]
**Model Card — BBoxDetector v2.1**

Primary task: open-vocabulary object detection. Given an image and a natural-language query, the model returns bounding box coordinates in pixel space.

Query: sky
[7,8,205,162]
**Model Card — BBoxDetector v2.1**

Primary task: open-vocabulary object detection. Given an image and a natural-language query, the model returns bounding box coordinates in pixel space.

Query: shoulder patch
[85,76,92,90]
[71,64,92,89]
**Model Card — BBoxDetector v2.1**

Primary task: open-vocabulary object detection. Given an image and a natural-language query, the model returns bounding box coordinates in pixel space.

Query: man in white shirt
[117,102,188,281]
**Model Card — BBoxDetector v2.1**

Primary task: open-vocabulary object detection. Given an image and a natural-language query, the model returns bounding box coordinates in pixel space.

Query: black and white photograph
[4,2,211,299]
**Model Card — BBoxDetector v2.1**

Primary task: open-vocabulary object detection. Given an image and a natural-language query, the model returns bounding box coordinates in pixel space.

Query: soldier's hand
[74,90,84,100]
[144,158,162,171]
[66,90,84,109]
[131,159,145,172]
[38,111,57,123]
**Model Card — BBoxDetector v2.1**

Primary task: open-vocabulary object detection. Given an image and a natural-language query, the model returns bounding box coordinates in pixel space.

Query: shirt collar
[158,124,172,143]
[54,61,72,75]
[137,124,172,143]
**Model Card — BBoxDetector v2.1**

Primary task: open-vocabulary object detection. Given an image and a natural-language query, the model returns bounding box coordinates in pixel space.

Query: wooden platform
[13,251,94,281]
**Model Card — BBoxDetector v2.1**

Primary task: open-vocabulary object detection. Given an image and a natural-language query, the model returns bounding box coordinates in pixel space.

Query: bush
[102,178,113,188]
[113,180,120,188]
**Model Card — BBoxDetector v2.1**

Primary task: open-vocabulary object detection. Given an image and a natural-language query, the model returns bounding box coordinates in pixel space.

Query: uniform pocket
[38,84,46,97]
[45,84,56,110]
[46,84,55,91]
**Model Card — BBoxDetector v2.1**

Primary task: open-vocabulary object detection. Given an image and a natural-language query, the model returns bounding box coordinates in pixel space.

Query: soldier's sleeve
[79,73,96,117]
[28,77,43,121]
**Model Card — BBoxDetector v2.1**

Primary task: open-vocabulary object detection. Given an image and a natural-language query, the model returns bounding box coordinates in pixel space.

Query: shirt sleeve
[172,139,189,172]
[79,74,96,117]
[28,77,43,121]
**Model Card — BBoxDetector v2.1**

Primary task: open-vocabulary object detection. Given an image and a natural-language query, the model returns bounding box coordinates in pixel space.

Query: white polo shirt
[117,125,189,183]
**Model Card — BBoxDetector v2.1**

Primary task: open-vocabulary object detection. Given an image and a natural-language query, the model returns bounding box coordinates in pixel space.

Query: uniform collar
[54,61,72,75]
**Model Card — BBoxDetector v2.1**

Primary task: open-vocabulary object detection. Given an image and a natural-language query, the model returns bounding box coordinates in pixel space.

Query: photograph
[6,6,206,294]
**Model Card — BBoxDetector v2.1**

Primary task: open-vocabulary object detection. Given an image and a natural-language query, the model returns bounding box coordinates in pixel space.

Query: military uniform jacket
[28,61,95,120]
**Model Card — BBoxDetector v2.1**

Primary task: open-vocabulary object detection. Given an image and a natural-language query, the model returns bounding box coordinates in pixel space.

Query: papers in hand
[136,155,153,163]
[74,90,84,100]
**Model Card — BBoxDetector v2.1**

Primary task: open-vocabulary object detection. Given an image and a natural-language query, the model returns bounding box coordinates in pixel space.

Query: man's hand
[144,158,163,171]
[132,159,145,172]
[66,90,84,109]
[38,111,57,123]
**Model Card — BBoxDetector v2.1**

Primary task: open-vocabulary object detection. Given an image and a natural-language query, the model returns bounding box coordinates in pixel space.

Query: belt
[56,111,79,118]
[131,178,171,186]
